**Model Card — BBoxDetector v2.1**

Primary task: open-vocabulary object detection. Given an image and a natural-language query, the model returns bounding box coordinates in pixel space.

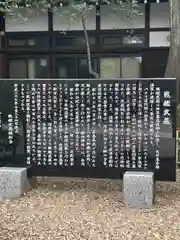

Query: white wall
[150,31,170,47]
[150,3,170,28]
[53,6,96,31]
[100,4,145,29]
[6,8,48,32]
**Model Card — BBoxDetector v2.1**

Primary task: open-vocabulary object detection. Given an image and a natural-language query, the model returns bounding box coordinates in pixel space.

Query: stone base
[0,167,37,200]
[123,171,155,209]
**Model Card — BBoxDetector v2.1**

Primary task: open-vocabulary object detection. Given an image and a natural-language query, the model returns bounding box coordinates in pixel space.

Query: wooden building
[0,0,170,79]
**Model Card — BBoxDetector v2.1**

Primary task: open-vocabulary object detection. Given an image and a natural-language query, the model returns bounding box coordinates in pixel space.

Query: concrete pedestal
[0,167,37,200]
[123,171,155,209]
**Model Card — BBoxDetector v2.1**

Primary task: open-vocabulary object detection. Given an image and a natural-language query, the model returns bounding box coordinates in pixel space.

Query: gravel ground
[1,171,180,240]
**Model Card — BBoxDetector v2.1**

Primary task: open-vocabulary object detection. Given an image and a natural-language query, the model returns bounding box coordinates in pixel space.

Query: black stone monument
[0,78,177,181]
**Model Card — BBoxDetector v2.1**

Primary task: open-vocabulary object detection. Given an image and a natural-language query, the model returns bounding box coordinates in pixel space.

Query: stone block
[123,171,155,209]
[0,167,37,200]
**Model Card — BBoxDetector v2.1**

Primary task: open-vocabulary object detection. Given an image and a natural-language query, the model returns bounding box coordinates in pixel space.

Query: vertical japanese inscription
[97,84,102,129]
[114,83,119,168]
[86,84,91,167]
[47,84,52,165]
[69,87,74,166]
[125,84,131,168]
[7,80,175,180]
[131,83,137,168]
[163,91,171,126]
[75,84,80,159]
[108,84,114,168]
[36,84,42,165]
[91,87,96,167]
[8,114,13,145]
[155,87,161,169]
[137,82,143,168]
[80,84,85,166]
[119,84,125,168]
[63,84,69,166]
[149,82,155,146]
[42,84,47,165]
[25,84,31,165]
[103,84,108,167]
[31,84,36,164]
[58,84,63,165]
[20,83,25,112]
[53,84,58,166]
[14,84,19,135]
[143,87,149,169]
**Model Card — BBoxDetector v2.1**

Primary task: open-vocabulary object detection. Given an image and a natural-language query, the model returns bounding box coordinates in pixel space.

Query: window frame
[7,55,50,78]
[5,32,50,50]
[53,30,97,49]
[54,53,142,79]
[55,55,99,79]
[99,53,142,78]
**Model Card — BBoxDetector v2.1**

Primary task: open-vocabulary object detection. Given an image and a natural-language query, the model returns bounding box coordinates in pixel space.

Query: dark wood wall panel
[142,48,169,78]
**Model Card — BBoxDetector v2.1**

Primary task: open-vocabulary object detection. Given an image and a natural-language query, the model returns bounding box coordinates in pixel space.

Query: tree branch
[80,11,99,79]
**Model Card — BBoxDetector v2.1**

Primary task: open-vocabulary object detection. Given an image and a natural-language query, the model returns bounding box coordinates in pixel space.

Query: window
[8,36,49,48]
[55,56,98,79]
[100,56,142,78]
[8,58,49,78]
[121,57,142,78]
[55,36,95,48]
[56,57,77,78]
[102,36,122,46]
[150,3,170,28]
[102,35,145,47]
[6,8,48,32]
[78,58,98,79]
[100,4,145,30]
[150,31,170,47]
[100,58,121,78]
[122,35,144,45]
[9,60,27,78]
[9,39,26,47]
[53,6,96,31]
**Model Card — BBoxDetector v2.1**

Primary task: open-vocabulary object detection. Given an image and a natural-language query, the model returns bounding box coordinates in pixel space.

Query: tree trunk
[165,0,180,120]
[80,12,99,79]
[165,0,180,81]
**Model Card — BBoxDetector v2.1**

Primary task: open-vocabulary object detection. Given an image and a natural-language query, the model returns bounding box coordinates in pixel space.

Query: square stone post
[0,167,37,200]
[123,171,155,209]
